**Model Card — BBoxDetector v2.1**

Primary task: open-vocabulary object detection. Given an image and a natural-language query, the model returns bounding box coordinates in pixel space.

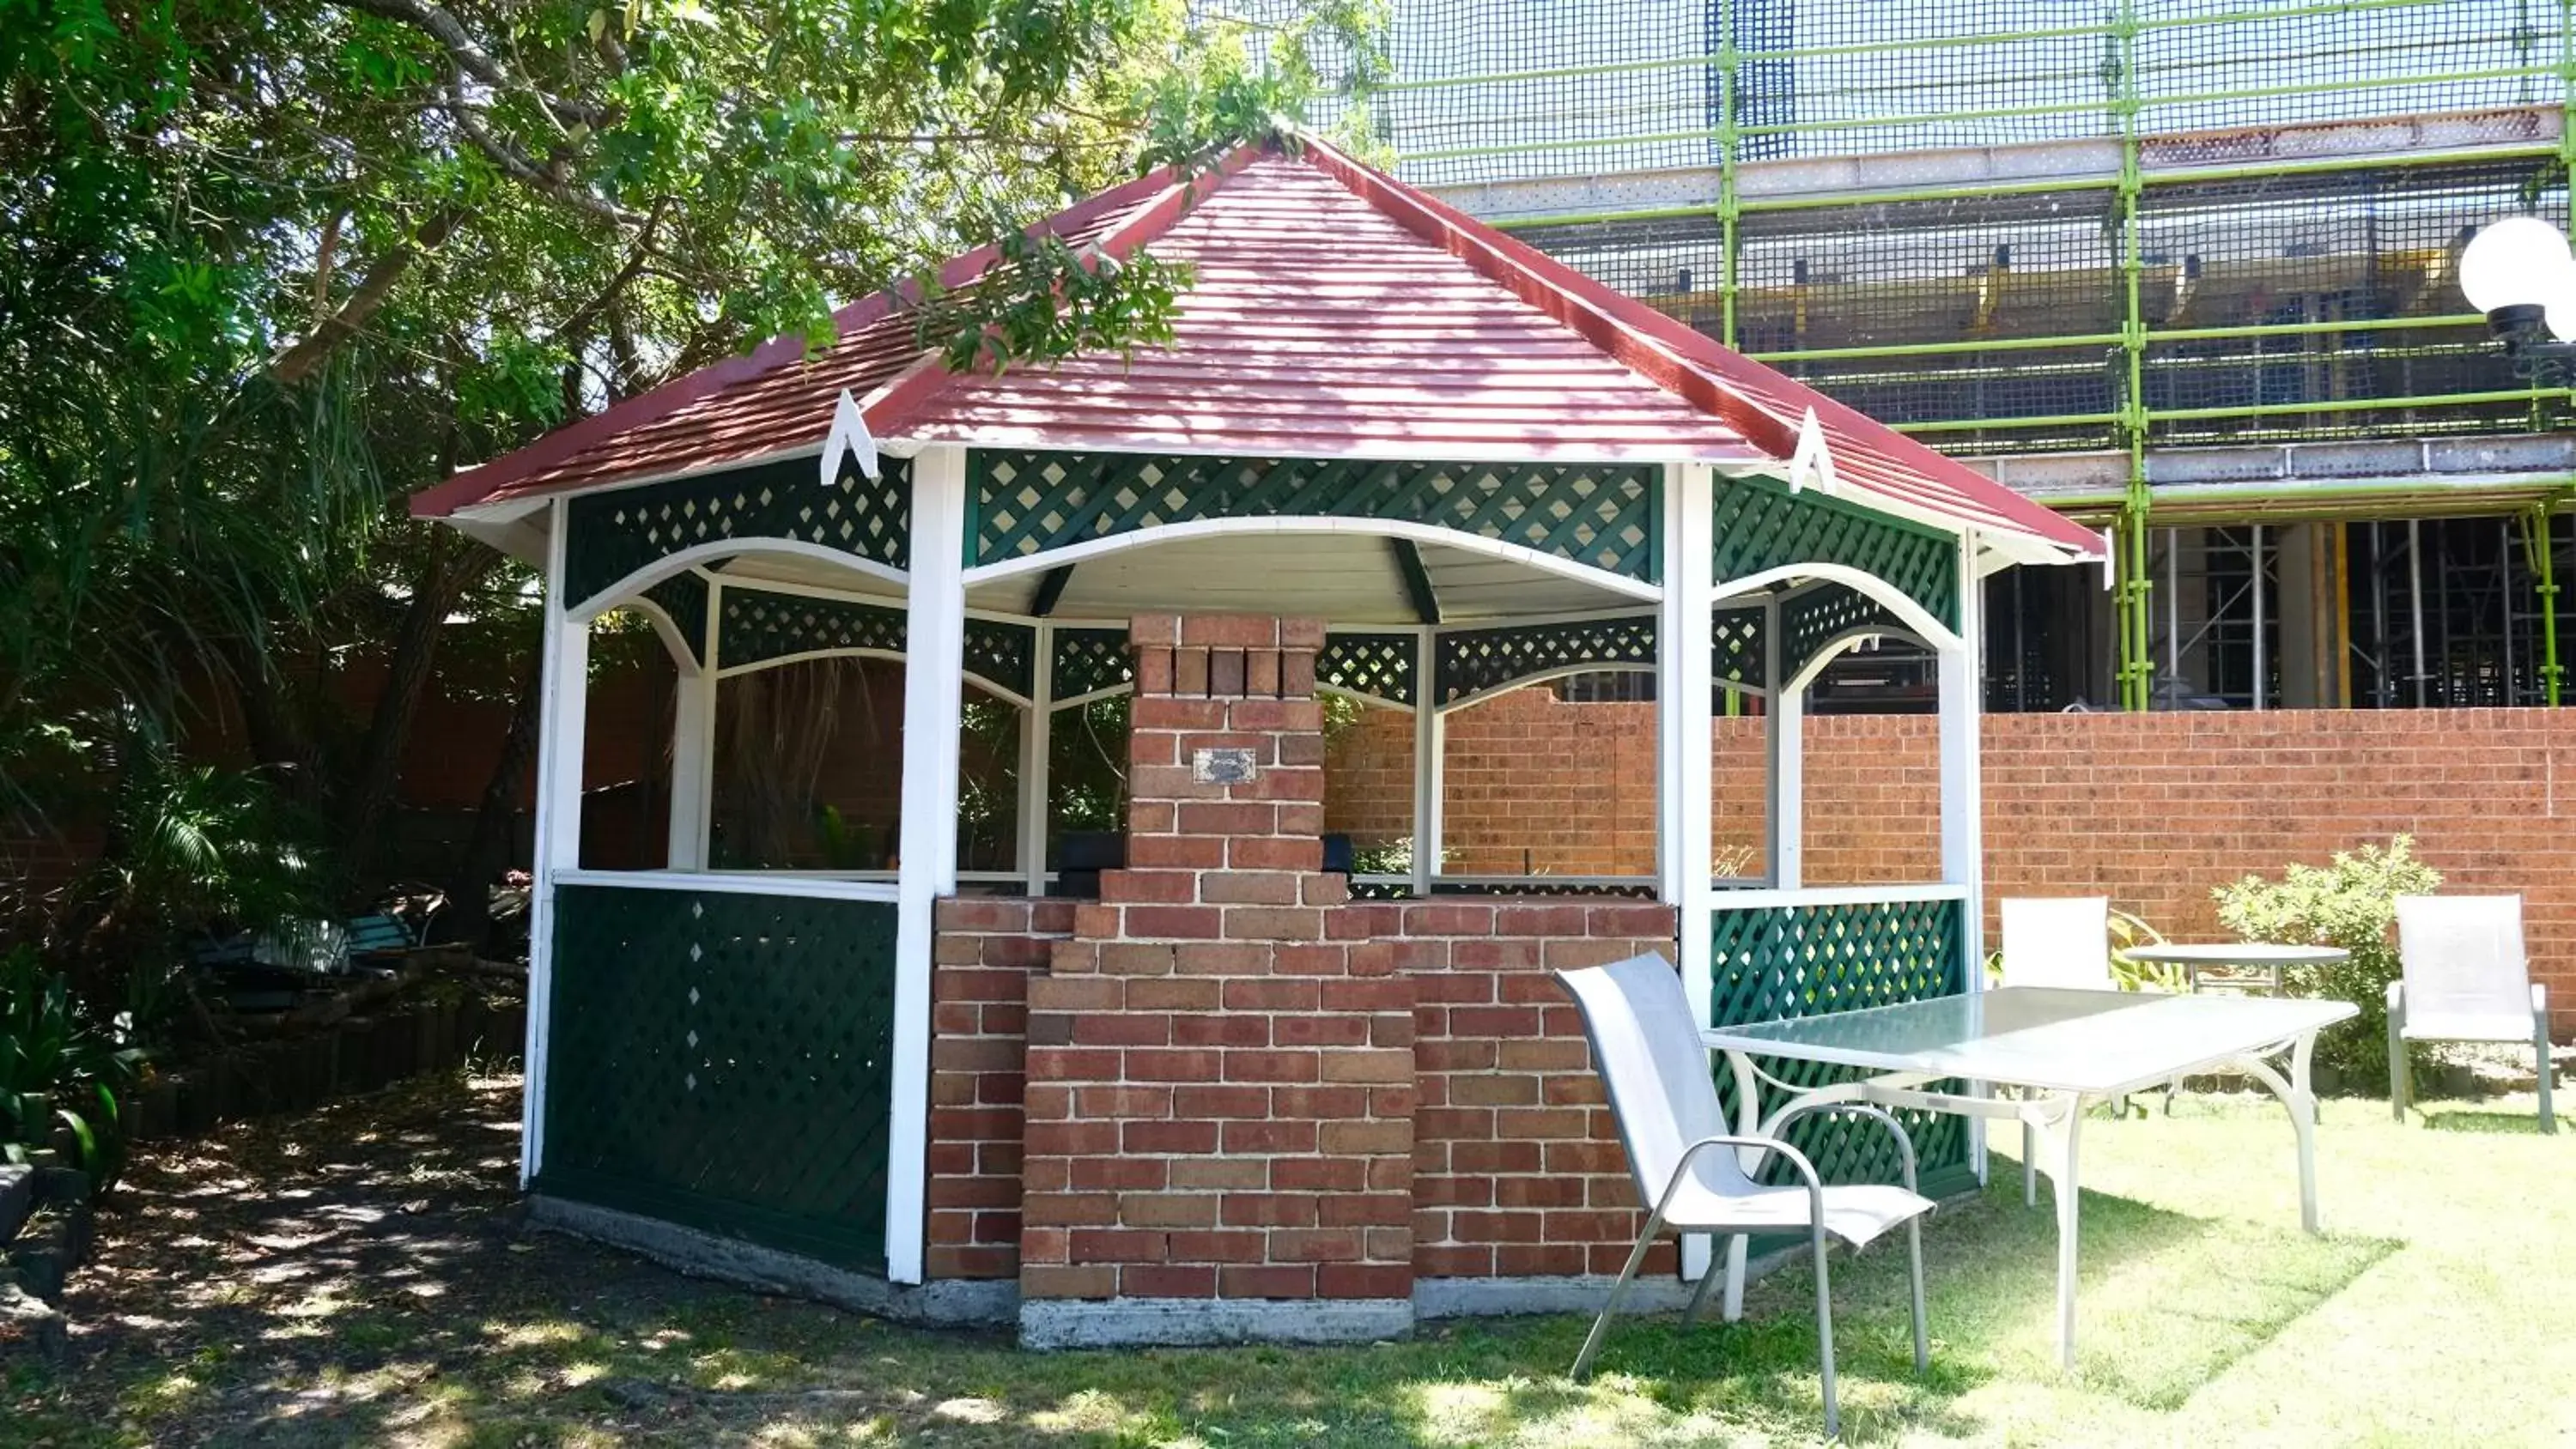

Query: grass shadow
[8,1075,2426,1449]
[2415,1107,2554,1136]
[1908,1166,2398,1414]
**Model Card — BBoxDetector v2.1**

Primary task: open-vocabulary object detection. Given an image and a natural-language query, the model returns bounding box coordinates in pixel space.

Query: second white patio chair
[2391,894,2556,1133]
[1556,953,1931,1438]
[1996,897,2179,1198]
[1997,895,2119,993]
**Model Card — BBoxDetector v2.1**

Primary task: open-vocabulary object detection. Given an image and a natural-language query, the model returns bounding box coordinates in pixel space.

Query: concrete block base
[528,1196,1015,1327]
[1020,1296,1414,1349]
[1413,1246,1798,1320]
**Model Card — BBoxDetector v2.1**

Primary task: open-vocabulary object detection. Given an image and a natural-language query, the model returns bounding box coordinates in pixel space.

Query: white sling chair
[1996,896,2179,1197]
[1556,954,1932,1437]
[2391,894,2556,1133]
[1997,896,2119,994]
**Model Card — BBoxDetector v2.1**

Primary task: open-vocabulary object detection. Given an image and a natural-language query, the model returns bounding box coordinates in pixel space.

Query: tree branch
[552,196,666,342]
[270,205,462,384]
[340,0,607,129]
[440,75,641,225]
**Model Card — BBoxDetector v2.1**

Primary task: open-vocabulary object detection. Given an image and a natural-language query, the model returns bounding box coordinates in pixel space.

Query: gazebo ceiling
[964,531,1633,625]
[413,132,2102,568]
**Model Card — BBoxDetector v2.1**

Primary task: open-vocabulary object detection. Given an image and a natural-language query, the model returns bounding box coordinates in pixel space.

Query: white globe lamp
[2459,215,2575,317]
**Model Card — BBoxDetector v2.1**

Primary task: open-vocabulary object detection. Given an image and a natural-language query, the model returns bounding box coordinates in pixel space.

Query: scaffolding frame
[1346,0,2576,709]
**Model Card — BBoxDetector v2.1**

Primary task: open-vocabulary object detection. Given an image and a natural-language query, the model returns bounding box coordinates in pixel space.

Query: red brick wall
[934,889,1684,1288]
[929,895,1075,1279]
[1383,899,1680,1279]
[1327,697,2576,1032]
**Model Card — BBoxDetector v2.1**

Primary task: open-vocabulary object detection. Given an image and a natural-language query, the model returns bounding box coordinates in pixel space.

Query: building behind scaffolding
[1318,0,2575,712]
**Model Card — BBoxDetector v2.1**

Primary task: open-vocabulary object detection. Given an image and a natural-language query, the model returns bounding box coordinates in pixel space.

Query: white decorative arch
[714,646,1032,710]
[1784,624,1935,697]
[1710,561,1961,653]
[959,516,1662,603]
[617,595,706,679]
[572,538,908,622]
[1435,661,1662,716]
[1316,682,1416,714]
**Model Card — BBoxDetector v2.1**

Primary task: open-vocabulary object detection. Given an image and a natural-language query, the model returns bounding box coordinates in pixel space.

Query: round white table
[2122,942,2350,997]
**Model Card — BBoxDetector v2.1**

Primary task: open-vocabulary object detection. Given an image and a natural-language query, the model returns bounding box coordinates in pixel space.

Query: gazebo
[413,134,2104,1346]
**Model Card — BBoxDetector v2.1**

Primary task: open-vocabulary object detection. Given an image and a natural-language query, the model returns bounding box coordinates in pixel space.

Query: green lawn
[10,1076,2575,1446]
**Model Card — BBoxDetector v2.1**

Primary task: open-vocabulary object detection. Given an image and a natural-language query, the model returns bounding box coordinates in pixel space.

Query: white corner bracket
[1786,407,1839,496]
[823,388,882,487]
[2100,527,2117,591]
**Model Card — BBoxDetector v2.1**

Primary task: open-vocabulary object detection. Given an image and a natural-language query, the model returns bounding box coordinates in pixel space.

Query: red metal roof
[413,138,2102,559]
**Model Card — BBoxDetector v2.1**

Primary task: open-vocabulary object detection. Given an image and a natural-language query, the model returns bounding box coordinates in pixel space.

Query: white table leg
[2020,1091,2082,1370]
[2021,1117,2037,1207]
[1721,1050,1760,1322]
[2232,1032,2323,1234]
[2053,1100,2081,1369]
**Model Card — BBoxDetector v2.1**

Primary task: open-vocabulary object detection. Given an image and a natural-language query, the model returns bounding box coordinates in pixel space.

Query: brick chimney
[1017,615,1416,1347]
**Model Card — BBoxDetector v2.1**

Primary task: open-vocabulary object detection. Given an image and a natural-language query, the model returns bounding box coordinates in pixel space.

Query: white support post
[665,580,718,870]
[890,446,969,1286]
[523,498,592,1186]
[1659,462,1719,1283]
[1763,597,1804,891]
[1940,530,1989,1180]
[1411,626,1443,895]
[1019,621,1054,895]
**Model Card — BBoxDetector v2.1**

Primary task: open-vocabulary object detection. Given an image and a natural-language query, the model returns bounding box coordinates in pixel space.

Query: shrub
[1,946,146,1192]
[2210,836,2440,1090]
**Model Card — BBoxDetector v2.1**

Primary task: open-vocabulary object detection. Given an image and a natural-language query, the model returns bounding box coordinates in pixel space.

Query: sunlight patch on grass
[1405,1379,1517,1445]
[1029,1386,1157,1437]
[116,1371,206,1416]
[483,1318,586,1349]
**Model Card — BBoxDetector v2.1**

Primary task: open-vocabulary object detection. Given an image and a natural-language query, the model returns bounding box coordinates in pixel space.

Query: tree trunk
[221,640,323,807]
[439,654,541,953]
[337,538,494,901]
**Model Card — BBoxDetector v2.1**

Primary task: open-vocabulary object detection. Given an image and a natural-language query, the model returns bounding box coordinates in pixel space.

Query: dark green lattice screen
[1708,895,1975,1197]
[539,884,900,1271]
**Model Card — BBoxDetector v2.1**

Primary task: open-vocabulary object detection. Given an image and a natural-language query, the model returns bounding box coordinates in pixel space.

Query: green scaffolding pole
[2112,0,2154,712]
[2525,497,2567,706]
[1716,0,1741,350]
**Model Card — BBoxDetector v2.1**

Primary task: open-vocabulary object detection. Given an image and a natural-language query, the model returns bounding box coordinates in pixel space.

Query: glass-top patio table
[1701,985,2359,1368]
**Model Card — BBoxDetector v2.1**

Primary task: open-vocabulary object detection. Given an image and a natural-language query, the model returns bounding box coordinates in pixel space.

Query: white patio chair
[2391,894,2556,1133]
[1996,897,2179,1200]
[1998,896,2118,993]
[1555,953,1931,1438]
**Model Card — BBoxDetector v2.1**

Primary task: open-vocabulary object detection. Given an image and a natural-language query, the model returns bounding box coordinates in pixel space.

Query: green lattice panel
[1422,609,1772,700]
[1435,615,1658,705]
[963,617,1036,700]
[1320,633,1419,707]
[1713,603,1765,690]
[1710,477,1956,631]
[720,588,905,670]
[1708,897,1972,1195]
[970,452,1661,582]
[1050,627,1134,701]
[1783,582,1908,682]
[538,885,898,1270]
[565,453,911,604]
[641,571,710,667]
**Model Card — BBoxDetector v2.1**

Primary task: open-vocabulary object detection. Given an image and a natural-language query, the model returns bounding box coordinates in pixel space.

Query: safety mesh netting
[1512,160,2572,453]
[1263,0,2559,191]
[2137,161,2571,446]
[1200,0,2569,453]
